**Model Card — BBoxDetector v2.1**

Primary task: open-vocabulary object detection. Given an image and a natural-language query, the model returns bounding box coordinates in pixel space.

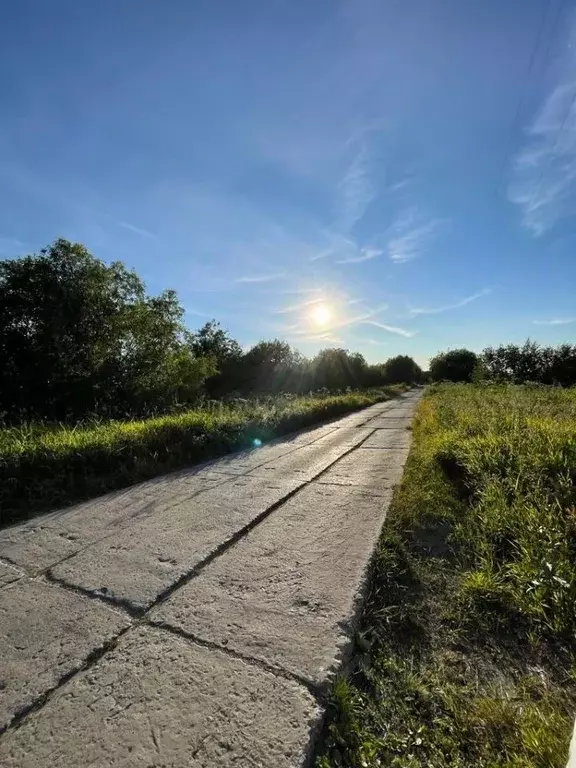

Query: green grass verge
[0,385,406,527]
[317,383,576,768]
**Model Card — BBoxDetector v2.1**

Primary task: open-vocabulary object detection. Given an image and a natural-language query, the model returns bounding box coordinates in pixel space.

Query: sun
[310,303,332,327]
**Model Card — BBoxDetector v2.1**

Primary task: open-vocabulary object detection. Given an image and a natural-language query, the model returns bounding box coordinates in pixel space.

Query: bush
[429,348,478,382]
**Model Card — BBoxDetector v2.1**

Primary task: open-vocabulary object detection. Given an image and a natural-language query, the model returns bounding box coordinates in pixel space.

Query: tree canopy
[429,348,478,382]
[381,355,423,384]
[0,240,213,419]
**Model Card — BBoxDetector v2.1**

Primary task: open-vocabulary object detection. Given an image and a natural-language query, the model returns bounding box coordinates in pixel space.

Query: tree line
[0,240,424,422]
[429,342,576,386]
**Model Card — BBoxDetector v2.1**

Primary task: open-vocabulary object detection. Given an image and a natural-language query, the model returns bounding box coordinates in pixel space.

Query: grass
[0,385,406,527]
[317,383,576,768]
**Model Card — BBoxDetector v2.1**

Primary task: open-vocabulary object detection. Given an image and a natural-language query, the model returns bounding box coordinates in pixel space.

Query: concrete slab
[0,562,22,588]
[152,483,393,687]
[330,402,394,428]
[0,579,129,731]
[0,472,231,573]
[248,427,373,482]
[375,409,414,417]
[363,429,412,450]
[50,476,305,611]
[0,626,318,768]
[364,417,413,429]
[0,525,81,574]
[317,446,409,490]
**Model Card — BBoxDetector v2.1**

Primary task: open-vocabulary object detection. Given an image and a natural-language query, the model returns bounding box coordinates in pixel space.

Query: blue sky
[1,0,576,367]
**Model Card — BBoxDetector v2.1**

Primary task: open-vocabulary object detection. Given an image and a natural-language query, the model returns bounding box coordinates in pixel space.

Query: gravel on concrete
[0,626,319,768]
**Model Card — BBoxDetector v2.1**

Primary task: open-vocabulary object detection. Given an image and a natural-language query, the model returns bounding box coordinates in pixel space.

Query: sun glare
[310,303,332,327]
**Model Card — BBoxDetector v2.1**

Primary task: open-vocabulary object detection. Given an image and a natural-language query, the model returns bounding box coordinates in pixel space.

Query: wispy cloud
[283,309,376,337]
[236,272,287,284]
[336,247,383,264]
[336,143,376,233]
[288,332,344,344]
[280,301,415,345]
[409,288,491,316]
[389,178,412,193]
[533,317,576,326]
[361,320,416,338]
[118,221,156,239]
[273,287,325,296]
[509,17,576,236]
[387,207,444,263]
[274,297,325,314]
[310,233,356,262]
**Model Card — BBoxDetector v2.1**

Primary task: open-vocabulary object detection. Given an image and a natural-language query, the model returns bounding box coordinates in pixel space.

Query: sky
[1,0,576,368]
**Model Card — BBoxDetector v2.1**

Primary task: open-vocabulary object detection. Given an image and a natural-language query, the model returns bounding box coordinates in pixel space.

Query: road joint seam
[147,620,323,699]
[0,625,133,737]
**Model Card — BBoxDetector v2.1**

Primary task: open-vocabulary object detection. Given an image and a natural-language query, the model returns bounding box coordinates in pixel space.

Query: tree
[0,239,212,419]
[429,348,478,382]
[188,320,242,364]
[241,339,298,393]
[480,341,576,386]
[188,320,244,397]
[313,348,358,391]
[382,355,422,384]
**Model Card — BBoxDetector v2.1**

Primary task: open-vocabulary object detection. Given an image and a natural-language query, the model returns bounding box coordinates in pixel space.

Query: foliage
[188,319,242,363]
[481,340,576,386]
[430,341,576,386]
[429,348,478,382]
[240,339,303,394]
[381,354,423,384]
[317,384,576,768]
[0,239,213,420]
[0,386,406,527]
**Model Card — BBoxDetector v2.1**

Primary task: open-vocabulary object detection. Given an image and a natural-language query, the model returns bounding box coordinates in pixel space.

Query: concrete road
[0,390,421,767]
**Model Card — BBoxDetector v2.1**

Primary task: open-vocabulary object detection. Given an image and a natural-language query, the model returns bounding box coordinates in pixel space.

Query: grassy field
[0,385,406,527]
[317,383,576,768]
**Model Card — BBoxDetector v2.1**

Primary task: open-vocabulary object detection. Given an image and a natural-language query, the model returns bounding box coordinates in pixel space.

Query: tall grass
[0,386,405,527]
[426,383,576,637]
[317,383,576,768]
